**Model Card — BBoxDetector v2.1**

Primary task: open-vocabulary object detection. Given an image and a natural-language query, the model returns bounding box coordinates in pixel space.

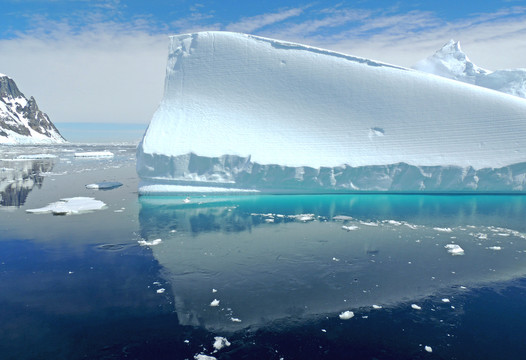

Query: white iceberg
[137,31,526,194]
[26,197,106,215]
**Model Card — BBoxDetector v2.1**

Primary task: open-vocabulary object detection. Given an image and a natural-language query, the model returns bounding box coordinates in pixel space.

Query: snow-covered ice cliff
[413,40,526,99]
[137,32,526,194]
[0,74,65,144]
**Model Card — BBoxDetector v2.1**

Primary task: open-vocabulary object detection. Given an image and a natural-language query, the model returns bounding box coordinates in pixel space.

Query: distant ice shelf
[137,31,526,194]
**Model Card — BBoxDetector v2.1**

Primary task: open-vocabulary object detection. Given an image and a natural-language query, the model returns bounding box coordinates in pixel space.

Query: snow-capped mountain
[413,40,526,99]
[0,74,65,144]
[137,32,526,194]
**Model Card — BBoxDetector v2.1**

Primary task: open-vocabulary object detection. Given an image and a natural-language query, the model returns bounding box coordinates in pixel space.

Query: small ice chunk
[333,215,354,221]
[441,298,450,303]
[342,225,359,231]
[332,257,340,262]
[321,329,327,333]
[230,317,242,322]
[339,310,355,320]
[212,288,218,293]
[74,151,114,158]
[138,239,162,246]
[194,355,217,360]
[372,305,382,309]
[411,304,422,310]
[434,227,453,232]
[17,154,57,159]
[213,336,231,350]
[445,244,464,255]
[425,345,433,353]
[294,214,315,222]
[210,299,220,307]
[488,246,502,251]
[156,288,165,294]
[85,181,122,190]
[360,221,378,226]
[26,197,106,215]
[183,197,191,203]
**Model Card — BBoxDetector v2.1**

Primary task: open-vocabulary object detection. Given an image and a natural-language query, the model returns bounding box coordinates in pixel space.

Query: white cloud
[0,22,168,125]
[225,7,305,33]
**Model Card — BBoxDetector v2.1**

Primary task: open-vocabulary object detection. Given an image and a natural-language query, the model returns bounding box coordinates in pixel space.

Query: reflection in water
[139,195,526,331]
[0,159,54,207]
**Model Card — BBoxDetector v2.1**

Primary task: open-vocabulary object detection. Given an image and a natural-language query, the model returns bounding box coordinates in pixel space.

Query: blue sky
[1,0,525,125]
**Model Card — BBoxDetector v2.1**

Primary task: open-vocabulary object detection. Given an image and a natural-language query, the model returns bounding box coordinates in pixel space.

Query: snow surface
[26,197,106,215]
[137,31,526,193]
[414,40,526,99]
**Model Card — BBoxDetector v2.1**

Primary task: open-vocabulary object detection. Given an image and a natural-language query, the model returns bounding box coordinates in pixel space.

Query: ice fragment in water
[488,246,502,250]
[442,298,450,303]
[213,336,231,350]
[372,305,382,309]
[26,197,106,215]
[425,345,433,353]
[411,304,422,310]
[74,151,114,158]
[342,225,359,231]
[210,299,220,307]
[194,355,216,360]
[156,288,165,294]
[339,311,355,320]
[138,239,162,246]
[85,181,122,189]
[445,244,465,255]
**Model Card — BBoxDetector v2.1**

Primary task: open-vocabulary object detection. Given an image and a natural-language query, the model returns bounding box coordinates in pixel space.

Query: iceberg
[137,32,526,194]
[413,40,526,99]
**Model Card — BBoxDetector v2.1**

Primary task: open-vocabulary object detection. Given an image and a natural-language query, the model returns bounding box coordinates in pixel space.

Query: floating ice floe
[210,299,220,307]
[425,345,433,353]
[434,227,453,232]
[213,336,231,351]
[488,246,502,251]
[194,354,216,360]
[333,215,354,221]
[26,197,106,215]
[339,310,355,320]
[342,225,359,231]
[293,214,315,222]
[74,151,114,158]
[411,304,422,310]
[441,298,450,303]
[445,244,465,256]
[16,154,57,160]
[372,305,382,309]
[230,317,242,322]
[85,181,123,190]
[138,239,162,246]
[156,288,165,294]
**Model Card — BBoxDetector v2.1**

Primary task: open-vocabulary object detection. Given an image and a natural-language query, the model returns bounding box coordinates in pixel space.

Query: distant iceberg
[137,31,526,194]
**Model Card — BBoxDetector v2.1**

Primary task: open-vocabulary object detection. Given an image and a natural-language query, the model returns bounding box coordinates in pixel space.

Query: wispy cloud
[225,7,305,33]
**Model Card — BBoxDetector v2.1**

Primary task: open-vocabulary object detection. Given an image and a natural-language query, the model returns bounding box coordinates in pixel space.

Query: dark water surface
[1,145,526,359]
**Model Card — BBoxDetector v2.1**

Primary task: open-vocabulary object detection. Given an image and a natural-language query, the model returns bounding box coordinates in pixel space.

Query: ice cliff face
[413,40,526,99]
[0,74,65,144]
[137,32,526,194]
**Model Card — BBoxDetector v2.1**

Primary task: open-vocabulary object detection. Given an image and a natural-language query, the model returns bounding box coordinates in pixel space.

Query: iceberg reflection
[0,159,54,207]
[139,195,526,331]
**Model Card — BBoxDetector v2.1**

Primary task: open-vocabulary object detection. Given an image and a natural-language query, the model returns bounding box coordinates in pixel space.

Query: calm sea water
[1,144,526,359]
